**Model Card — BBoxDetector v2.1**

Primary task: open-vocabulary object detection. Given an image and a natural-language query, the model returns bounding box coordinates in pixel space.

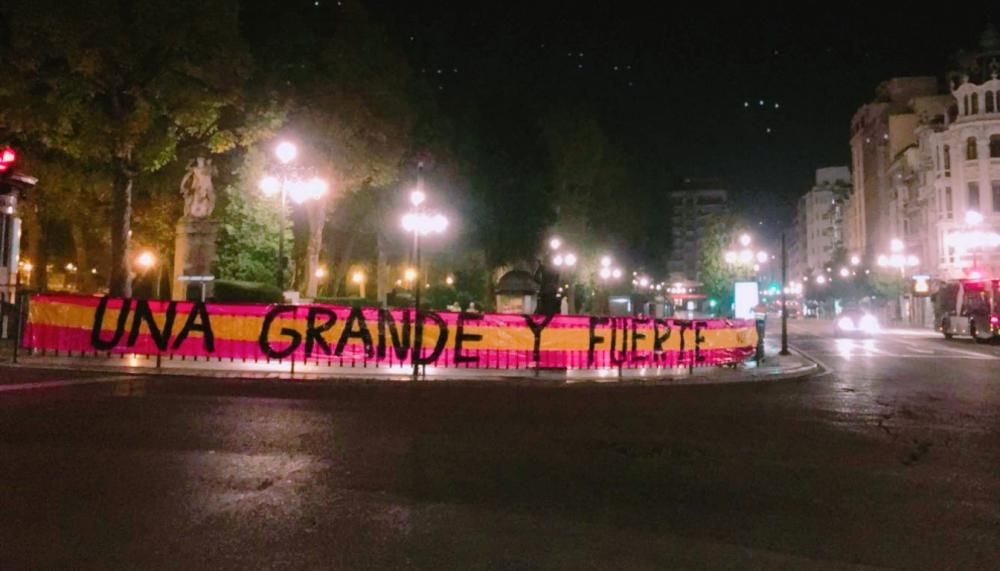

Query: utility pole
[780,231,790,355]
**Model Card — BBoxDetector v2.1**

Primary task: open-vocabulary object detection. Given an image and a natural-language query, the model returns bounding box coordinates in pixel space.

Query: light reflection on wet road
[0,320,998,569]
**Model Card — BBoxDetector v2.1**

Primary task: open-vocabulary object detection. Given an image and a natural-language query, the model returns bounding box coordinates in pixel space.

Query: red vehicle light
[0,148,15,172]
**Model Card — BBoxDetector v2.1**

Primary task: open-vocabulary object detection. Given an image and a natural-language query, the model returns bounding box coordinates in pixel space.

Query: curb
[0,351,822,387]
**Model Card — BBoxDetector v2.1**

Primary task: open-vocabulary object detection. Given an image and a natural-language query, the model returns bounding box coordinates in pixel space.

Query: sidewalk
[1,342,818,386]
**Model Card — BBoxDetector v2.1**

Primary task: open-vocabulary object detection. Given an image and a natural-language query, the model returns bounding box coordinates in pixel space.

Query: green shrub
[212,280,283,304]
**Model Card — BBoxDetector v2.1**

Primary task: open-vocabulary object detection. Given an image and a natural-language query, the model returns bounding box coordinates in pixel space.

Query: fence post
[12,293,27,364]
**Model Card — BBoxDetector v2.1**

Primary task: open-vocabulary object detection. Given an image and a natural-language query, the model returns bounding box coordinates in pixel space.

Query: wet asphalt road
[1,320,998,569]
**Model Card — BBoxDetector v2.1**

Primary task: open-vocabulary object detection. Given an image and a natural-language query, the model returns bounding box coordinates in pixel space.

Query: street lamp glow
[600,256,611,267]
[638,276,650,288]
[753,263,761,272]
[135,251,155,271]
[850,254,861,266]
[401,211,448,235]
[906,254,919,267]
[288,177,328,204]
[445,275,454,285]
[877,255,889,267]
[890,238,904,253]
[965,210,984,226]
[612,268,622,279]
[564,253,577,267]
[599,267,612,279]
[259,175,281,196]
[756,250,768,264]
[404,268,417,282]
[839,267,849,277]
[816,275,827,285]
[739,249,753,263]
[739,233,752,247]
[549,237,562,250]
[275,141,298,164]
[553,254,564,267]
[724,251,737,264]
[409,188,426,207]
[314,266,328,279]
[351,271,365,284]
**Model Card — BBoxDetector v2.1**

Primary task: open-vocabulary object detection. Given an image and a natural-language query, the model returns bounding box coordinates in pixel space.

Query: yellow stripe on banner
[28,299,758,352]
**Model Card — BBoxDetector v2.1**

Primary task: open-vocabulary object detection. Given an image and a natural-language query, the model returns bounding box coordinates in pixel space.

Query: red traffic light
[0,148,16,172]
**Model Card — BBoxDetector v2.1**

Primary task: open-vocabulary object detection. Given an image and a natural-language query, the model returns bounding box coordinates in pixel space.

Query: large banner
[24,294,759,369]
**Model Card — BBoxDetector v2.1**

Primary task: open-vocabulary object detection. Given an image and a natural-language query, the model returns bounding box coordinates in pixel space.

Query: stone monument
[172,157,219,300]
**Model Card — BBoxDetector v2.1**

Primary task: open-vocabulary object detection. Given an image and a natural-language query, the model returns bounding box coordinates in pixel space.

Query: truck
[934,278,1000,343]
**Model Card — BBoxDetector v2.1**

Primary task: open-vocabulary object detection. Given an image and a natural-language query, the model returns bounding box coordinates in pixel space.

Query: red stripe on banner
[25,294,759,370]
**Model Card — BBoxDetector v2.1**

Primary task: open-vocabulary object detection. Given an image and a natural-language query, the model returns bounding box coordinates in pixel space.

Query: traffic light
[0,145,36,195]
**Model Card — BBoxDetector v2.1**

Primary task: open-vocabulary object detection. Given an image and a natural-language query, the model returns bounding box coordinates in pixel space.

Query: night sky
[365,3,993,237]
[7,1,994,246]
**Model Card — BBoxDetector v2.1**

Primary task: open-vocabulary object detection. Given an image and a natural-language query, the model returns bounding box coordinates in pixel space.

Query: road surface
[1,320,998,569]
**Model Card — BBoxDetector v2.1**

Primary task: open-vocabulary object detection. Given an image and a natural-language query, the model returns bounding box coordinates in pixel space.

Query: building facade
[841,27,1000,326]
[797,167,851,276]
[848,77,940,260]
[666,179,729,281]
[924,39,1000,282]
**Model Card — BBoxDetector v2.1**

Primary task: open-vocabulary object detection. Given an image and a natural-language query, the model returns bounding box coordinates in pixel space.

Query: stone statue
[180,157,216,218]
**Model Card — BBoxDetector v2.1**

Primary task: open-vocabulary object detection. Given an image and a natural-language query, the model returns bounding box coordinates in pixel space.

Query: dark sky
[367,2,991,237]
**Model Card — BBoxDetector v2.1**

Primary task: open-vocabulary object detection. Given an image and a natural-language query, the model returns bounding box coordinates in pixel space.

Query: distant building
[843,26,1000,326]
[924,29,1000,282]
[792,167,851,279]
[848,76,940,258]
[666,179,729,281]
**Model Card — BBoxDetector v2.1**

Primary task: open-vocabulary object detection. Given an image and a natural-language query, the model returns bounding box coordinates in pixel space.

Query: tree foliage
[0,0,265,295]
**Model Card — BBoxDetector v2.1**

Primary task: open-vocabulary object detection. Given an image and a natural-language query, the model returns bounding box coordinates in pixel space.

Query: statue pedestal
[172,216,218,301]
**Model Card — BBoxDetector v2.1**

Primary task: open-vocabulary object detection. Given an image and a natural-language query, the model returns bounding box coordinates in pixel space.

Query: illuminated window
[967,137,978,160]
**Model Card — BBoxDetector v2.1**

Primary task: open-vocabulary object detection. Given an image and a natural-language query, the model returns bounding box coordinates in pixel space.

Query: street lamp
[259,140,328,291]
[352,270,366,298]
[401,182,448,380]
[877,238,919,278]
[134,250,161,298]
[275,141,298,164]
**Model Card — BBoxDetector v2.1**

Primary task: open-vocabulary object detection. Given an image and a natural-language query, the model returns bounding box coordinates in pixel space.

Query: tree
[0,0,255,296]
[698,214,743,314]
[15,151,111,292]
[215,149,286,284]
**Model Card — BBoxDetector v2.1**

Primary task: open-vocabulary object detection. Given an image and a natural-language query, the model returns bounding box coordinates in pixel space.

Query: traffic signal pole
[780,231,790,355]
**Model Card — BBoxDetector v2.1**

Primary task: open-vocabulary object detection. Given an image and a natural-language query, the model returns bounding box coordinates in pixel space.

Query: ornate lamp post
[259,141,328,291]
[401,183,448,380]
